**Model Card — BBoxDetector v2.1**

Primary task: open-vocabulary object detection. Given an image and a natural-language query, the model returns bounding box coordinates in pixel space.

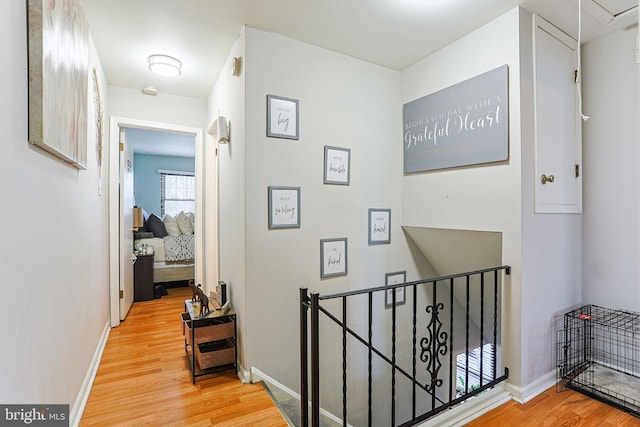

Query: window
[160,171,195,217]
[456,343,495,397]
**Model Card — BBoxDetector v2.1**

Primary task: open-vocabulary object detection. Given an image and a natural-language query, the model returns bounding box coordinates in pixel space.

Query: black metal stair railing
[300,266,510,427]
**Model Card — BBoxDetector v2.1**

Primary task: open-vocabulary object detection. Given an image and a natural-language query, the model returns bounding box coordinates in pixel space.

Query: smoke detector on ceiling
[142,85,158,96]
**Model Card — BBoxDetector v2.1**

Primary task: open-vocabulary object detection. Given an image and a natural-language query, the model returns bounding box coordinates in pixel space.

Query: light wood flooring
[81,286,640,426]
[80,286,287,426]
[466,386,640,426]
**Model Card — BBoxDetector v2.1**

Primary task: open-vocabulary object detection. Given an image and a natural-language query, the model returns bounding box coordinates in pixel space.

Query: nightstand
[134,254,154,302]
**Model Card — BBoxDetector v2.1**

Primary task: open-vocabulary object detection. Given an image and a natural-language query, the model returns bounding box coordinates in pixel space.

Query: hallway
[80,286,287,426]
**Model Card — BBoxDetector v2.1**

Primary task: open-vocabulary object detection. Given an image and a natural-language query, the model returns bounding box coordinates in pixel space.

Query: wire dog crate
[556,304,640,416]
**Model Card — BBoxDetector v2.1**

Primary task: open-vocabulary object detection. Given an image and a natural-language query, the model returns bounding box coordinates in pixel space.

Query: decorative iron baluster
[342,296,347,426]
[480,273,485,387]
[493,269,498,380]
[420,283,448,402]
[368,292,372,427]
[449,278,454,402]
[465,275,470,394]
[342,296,347,427]
[412,283,417,419]
[392,290,397,425]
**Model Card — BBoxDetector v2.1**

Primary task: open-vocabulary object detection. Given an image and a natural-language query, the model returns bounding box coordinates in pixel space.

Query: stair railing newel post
[310,291,320,427]
[300,287,309,427]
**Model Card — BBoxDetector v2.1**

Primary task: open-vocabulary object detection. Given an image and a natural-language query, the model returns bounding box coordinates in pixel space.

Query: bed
[135,233,195,283]
[134,214,195,283]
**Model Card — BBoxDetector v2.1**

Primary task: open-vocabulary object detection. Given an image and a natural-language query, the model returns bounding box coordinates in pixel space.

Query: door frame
[109,116,204,327]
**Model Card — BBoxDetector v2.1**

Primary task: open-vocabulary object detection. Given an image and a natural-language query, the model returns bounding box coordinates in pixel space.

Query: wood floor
[466,386,640,426]
[81,287,640,427]
[80,286,287,427]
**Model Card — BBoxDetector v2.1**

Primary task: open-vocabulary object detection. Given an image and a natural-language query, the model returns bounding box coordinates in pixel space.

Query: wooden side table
[134,254,154,302]
[182,299,237,383]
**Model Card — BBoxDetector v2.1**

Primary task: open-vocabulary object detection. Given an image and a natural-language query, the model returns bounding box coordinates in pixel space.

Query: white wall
[237,27,436,419]
[401,8,585,394]
[582,26,639,312]
[206,28,248,374]
[0,1,109,420]
[401,8,524,387]
[108,85,207,128]
[518,11,582,390]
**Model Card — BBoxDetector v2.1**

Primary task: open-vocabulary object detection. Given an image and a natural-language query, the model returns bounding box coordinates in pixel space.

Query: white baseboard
[249,367,556,427]
[417,383,512,427]
[250,367,300,399]
[250,367,350,426]
[507,370,556,404]
[69,322,110,427]
[237,362,250,384]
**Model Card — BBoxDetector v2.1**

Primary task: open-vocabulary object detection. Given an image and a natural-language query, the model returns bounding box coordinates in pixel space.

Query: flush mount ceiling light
[148,54,182,77]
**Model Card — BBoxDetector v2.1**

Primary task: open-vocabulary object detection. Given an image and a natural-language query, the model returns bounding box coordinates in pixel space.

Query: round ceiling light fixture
[148,54,182,77]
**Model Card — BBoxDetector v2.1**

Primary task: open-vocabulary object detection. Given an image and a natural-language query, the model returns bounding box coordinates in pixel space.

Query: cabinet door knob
[541,174,555,184]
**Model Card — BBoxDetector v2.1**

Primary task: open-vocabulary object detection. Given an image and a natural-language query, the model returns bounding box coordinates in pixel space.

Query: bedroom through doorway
[108,117,204,327]
[128,127,196,297]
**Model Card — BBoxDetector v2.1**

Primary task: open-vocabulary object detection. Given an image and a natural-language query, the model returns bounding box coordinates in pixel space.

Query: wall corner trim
[507,369,556,404]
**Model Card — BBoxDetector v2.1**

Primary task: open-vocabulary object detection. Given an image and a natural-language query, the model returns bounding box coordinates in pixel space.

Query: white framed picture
[320,238,347,278]
[268,186,300,229]
[385,271,406,308]
[267,94,299,140]
[324,146,351,185]
[368,208,391,245]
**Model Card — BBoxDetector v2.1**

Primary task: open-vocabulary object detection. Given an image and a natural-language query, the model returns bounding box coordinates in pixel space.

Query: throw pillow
[164,214,181,236]
[133,231,154,240]
[176,211,193,235]
[187,212,195,231]
[146,213,168,238]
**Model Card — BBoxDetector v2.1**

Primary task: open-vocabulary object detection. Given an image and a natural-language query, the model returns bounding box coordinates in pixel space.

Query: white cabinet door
[533,15,582,213]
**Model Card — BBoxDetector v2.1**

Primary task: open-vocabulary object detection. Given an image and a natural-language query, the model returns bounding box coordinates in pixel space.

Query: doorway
[108,116,204,327]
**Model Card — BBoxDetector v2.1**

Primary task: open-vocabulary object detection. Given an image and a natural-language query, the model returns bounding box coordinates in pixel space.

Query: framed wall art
[324,146,351,185]
[28,0,89,169]
[268,186,300,229]
[385,271,406,308]
[267,95,299,140]
[368,208,391,245]
[320,238,347,278]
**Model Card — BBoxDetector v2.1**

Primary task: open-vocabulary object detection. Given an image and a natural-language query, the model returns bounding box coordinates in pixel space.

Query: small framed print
[385,271,406,308]
[268,186,300,229]
[324,146,351,185]
[368,208,391,245]
[267,95,299,140]
[320,238,347,278]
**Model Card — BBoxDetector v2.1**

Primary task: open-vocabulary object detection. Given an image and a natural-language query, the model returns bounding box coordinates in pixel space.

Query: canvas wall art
[28,0,89,169]
[403,65,509,173]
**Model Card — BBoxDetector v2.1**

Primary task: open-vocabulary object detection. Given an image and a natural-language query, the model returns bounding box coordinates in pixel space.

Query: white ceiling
[81,0,637,155]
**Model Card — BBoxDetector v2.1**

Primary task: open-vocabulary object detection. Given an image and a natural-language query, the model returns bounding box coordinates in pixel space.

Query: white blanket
[134,237,166,261]
[135,234,195,262]
[163,234,195,261]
